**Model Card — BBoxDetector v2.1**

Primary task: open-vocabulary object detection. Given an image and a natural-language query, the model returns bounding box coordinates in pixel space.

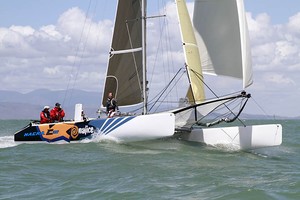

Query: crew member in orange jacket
[50,103,65,122]
[40,105,50,124]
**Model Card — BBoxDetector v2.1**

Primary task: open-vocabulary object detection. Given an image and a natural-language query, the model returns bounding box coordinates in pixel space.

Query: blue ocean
[0,119,299,199]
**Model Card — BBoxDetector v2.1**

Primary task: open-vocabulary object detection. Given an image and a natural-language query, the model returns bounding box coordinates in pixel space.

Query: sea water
[0,119,299,199]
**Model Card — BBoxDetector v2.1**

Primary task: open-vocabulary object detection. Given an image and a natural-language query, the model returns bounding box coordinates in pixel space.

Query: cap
[55,102,61,107]
[44,106,50,109]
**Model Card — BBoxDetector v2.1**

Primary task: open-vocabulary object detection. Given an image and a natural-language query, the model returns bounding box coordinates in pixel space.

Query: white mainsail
[193,0,253,89]
[102,0,143,107]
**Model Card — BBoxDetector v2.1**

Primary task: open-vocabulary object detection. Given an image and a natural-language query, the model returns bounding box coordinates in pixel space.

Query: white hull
[177,124,282,150]
[103,113,176,142]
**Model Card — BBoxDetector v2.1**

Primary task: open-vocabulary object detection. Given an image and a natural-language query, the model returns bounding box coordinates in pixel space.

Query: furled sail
[175,0,205,104]
[102,0,143,107]
[193,0,253,88]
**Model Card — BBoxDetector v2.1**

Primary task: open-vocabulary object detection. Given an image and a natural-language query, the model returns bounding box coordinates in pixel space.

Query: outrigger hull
[14,113,175,143]
[176,124,282,150]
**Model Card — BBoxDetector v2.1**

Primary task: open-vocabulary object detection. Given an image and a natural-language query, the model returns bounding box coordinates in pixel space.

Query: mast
[142,0,147,114]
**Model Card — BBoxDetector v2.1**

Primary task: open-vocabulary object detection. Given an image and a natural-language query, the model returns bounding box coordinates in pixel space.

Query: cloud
[248,11,300,73]
[263,73,295,85]
[0,27,36,57]
[247,13,276,44]
[0,6,112,92]
[57,7,113,53]
[10,25,35,36]
[287,12,300,34]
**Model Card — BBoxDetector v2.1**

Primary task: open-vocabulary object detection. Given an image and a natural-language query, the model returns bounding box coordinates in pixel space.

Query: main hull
[14,113,175,143]
[176,124,282,150]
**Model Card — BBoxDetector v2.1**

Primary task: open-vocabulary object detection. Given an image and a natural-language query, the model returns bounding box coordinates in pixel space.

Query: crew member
[106,92,118,118]
[50,102,65,122]
[81,110,88,121]
[40,106,50,124]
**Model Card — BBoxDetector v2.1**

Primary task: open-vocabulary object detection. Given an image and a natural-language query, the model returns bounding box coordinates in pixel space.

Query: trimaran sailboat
[14,0,282,150]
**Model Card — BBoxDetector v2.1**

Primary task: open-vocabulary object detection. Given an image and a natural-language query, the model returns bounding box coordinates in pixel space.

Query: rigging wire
[68,0,99,102]
[202,98,249,127]
[127,67,186,114]
[149,67,186,112]
[189,68,247,125]
[152,69,186,112]
[62,0,93,107]
[149,0,179,110]
[250,96,273,119]
[163,2,179,102]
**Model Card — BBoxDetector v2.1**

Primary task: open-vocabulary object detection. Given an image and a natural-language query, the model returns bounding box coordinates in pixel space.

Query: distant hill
[0,89,102,120]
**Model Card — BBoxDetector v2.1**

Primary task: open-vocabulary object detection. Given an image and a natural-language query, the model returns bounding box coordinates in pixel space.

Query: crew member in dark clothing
[106,92,118,118]
[40,106,51,124]
[81,110,88,121]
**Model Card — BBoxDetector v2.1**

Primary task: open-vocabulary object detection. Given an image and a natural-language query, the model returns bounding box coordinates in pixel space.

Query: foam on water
[210,143,241,152]
[0,136,19,149]
[79,132,121,144]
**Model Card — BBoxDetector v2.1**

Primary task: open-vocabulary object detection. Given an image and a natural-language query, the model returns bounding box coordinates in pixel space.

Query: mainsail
[102,0,143,107]
[193,0,253,88]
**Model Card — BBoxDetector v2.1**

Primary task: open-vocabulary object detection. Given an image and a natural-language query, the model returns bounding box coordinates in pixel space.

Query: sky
[0,0,300,117]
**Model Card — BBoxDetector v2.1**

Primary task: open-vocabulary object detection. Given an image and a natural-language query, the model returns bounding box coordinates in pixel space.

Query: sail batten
[110,47,142,55]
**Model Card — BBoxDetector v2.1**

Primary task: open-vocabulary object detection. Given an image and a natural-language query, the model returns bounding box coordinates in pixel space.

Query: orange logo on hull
[38,123,77,142]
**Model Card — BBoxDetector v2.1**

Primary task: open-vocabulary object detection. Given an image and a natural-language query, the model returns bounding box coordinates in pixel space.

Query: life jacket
[50,107,65,122]
[40,110,50,124]
[106,98,117,112]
